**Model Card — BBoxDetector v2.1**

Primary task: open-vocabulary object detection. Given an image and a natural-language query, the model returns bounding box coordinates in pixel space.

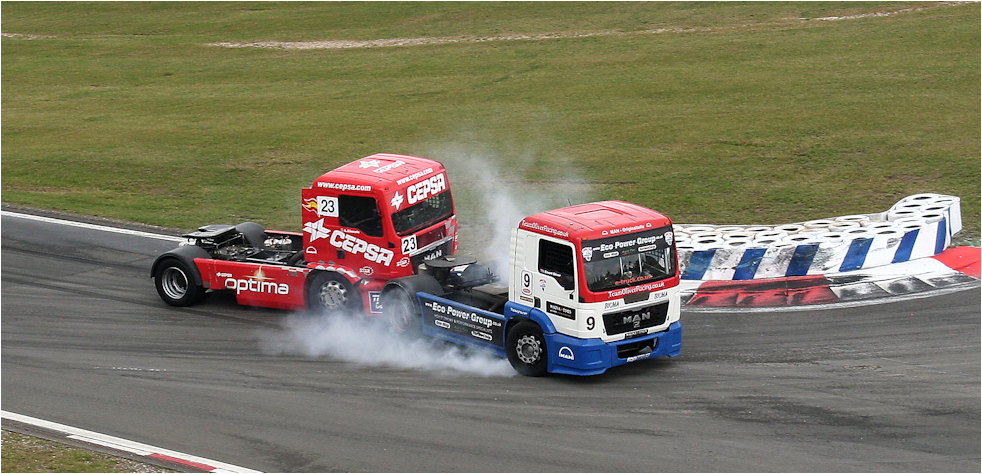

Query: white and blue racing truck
[381,200,682,376]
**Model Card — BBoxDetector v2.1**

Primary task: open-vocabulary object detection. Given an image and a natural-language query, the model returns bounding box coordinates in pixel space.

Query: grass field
[2,2,978,244]
[1,430,172,473]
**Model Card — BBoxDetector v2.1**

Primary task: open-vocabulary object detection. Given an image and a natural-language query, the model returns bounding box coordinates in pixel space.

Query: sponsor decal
[608,281,666,298]
[390,192,405,210]
[396,256,412,268]
[404,173,446,207]
[373,160,406,174]
[224,267,289,295]
[216,272,233,278]
[520,220,570,238]
[604,300,620,309]
[519,295,534,303]
[396,167,435,186]
[359,159,381,168]
[422,297,504,345]
[624,328,648,339]
[302,198,318,213]
[303,218,331,241]
[615,274,655,287]
[546,301,576,320]
[581,246,594,262]
[601,222,654,236]
[626,352,652,363]
[369,291,382,313]
[316,182,372,192]
[304,218,394,266]
[359,266,374,276]
[558,346,575,361]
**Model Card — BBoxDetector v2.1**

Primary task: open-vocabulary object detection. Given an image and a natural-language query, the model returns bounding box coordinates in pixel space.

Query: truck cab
[300,153,458,313]
[381,200,682,376]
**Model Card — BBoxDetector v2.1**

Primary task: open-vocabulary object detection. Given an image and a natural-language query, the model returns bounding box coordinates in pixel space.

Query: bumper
[544,322,682,376]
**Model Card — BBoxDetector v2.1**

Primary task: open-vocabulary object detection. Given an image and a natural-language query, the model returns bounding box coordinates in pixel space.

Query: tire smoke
[425,143,593,276]
[257,312,516,377]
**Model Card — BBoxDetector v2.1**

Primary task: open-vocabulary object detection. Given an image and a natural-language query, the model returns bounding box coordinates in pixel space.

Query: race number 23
[402,235,418,254]
[317,196,338,217]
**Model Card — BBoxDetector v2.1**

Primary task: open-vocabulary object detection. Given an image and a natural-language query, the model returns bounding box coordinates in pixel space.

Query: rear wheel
[154,258,206,307]
[381,288,421,336]
[306,272,361,316]
[506,321,549,377]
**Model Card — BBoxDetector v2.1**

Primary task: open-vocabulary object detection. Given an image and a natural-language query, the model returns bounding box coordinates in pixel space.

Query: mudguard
[150,245,211,286]
[382,274,444,302]
[503,301,557,334]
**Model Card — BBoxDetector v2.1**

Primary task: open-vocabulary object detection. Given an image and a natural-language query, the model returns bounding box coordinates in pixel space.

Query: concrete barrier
[675,193,963,281]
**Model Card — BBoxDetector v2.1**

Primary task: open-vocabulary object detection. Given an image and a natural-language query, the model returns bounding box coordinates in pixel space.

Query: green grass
[2,2,978,241]
[1,430,173,473]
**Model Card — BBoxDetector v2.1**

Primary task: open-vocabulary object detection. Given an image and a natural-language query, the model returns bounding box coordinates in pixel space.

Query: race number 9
[521,270,532,295]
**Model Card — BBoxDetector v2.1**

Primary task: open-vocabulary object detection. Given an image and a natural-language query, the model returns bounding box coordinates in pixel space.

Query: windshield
[391,191,454,235]
[581,226,676,293]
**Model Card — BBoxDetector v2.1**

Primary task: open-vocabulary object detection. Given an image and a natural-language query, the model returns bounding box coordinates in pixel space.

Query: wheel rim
[515,334,542,365]
[161,267,189,300]
[318,280,348,309]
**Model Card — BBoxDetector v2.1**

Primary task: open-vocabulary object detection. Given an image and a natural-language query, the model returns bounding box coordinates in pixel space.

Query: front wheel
[506,321,549,377]
[154,258,206,307]
[306,272,361,316]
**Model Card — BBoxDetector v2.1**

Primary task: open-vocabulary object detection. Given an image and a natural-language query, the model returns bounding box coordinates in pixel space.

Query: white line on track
[0,210,185,242]
[1,411,261,473]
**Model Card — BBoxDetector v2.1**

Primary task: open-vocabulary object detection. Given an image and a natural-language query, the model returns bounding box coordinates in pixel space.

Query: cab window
[538,239,575,291]
[339,195,383,237]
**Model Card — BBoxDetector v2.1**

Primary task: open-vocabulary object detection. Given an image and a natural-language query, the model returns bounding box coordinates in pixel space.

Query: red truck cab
[300,153,458,313]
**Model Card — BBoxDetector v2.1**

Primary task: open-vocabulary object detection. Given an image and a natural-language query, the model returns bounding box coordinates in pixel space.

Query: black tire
[381,288,421,336]
[306,271,361,316]
[506,321,549,377]
[154,258,207,307]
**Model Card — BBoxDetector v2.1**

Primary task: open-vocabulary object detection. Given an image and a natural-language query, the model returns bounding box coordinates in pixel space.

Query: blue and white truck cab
[380,200,682,376]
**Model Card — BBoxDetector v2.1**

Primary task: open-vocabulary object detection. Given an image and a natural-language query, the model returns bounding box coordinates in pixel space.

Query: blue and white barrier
[675,193,963,280]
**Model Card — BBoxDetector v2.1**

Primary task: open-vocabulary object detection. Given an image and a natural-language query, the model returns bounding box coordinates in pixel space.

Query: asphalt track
[2,210,979,472]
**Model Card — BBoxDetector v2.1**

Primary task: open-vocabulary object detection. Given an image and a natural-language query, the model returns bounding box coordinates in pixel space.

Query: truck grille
[411,240,454,272]
[416,226,447,249]
[603,302,669,336]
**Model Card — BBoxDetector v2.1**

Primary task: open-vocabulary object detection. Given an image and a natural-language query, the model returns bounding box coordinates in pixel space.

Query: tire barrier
[675,193,963,281]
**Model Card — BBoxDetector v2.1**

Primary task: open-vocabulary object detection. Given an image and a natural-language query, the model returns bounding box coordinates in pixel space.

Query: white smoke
[425,142,593,276]
[258,313,516,377]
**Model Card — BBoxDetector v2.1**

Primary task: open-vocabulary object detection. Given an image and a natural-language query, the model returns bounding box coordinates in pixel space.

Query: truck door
[301,190,395,274]
[523,236,578,335]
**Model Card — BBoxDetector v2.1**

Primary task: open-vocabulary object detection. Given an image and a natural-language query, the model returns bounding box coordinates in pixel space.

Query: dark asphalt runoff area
[2,209,979,472]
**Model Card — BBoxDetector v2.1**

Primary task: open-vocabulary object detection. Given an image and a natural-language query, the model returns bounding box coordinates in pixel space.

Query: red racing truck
[380,201,683,376]
[151,153,458,314]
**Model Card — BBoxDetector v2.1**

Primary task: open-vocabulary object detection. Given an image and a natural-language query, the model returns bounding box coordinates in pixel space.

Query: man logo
[558,346,575,360]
